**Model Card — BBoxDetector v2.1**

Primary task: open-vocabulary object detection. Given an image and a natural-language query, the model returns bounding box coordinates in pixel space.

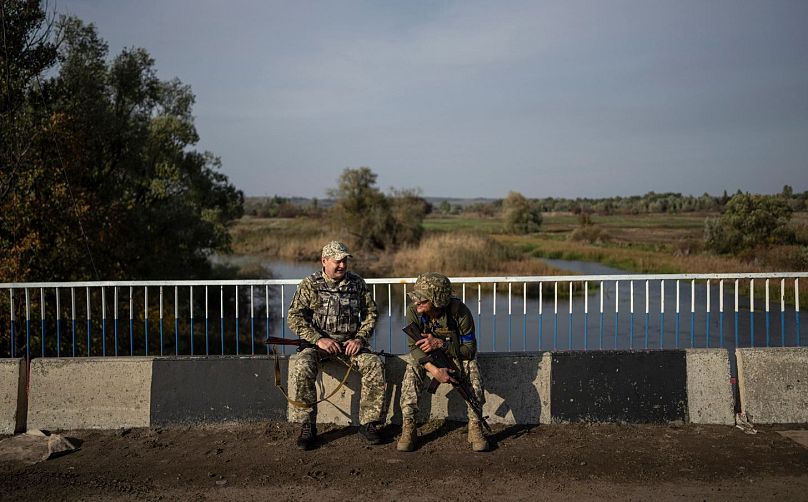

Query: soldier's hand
[429,367,457,384]
[316,337,342,354]
[343,338,363,356]
[415,334,444,353]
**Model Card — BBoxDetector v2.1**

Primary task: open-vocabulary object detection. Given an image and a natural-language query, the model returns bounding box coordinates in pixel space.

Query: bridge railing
[1,272,805,358]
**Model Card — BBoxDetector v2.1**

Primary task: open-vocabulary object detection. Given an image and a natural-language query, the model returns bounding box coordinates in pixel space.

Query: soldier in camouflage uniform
[287,241,385,450]
[397,272,489,452]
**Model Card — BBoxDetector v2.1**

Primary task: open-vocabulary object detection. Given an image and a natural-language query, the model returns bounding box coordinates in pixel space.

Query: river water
[213,255,803,354]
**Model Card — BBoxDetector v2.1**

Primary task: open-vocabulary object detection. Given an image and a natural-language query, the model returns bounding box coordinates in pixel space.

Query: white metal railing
[2,272,805,358]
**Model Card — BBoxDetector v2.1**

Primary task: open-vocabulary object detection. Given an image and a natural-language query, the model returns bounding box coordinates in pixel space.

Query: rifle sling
[272,349,355,409]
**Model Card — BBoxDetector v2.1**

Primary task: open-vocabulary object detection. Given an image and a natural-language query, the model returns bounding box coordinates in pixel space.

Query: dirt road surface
[2,421,808,501]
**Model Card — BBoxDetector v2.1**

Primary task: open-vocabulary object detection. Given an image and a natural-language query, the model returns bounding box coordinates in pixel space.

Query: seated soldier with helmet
[397,272,489,452]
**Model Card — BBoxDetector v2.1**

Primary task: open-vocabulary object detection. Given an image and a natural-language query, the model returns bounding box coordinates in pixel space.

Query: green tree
[389,188,429,246]
[502,191,542,234]
[327,167,426,250]
[0,13,243,282]
[328,167,394,250]
[704,193,793,254]
[1,0,59,281]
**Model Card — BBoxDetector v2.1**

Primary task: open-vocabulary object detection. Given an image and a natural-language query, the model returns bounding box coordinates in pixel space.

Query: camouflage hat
[409,272,453,308]
[321,241,352,260]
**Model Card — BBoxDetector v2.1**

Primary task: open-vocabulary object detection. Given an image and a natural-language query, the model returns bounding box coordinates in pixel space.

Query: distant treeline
[246,186,807,218]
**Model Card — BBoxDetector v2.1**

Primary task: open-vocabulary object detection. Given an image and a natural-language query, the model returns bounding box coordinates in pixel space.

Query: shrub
[502,191,542,234]
[704,193,793,254]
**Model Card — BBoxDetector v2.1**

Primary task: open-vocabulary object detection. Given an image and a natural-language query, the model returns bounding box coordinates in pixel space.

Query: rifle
[264,335,384,409]
[264,336,383,356]
[402,322,491,432]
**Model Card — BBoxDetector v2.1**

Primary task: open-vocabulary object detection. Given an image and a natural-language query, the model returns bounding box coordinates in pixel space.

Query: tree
[327,167,426,250]
[0,13,243,282]
[1,0,59,281]
[502,191,542,234]
[704,193,793,254]
[389,188,429,246]
[328,167,394,250]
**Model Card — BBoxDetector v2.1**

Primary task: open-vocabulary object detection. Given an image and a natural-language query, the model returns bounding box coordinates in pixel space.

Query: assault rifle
[264,336,384,409]
[402,322,491,432]
[264,336,384,356]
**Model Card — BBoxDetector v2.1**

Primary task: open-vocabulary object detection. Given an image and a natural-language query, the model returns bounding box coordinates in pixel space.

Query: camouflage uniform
[287,249,384,426]
[399,273,485,422]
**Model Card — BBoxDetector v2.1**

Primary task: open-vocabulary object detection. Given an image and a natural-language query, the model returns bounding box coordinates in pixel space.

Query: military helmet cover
[409,272,453,308]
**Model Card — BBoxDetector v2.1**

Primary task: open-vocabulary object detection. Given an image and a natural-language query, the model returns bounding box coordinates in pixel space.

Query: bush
[502,191,542,234]
[327,167,426,251]
[704,193,793,254]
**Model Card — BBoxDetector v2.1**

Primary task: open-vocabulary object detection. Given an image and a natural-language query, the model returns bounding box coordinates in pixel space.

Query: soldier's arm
[286,278,322,345]
[354,281,378,345]
[405,307,429,362]
[456,302,477,360]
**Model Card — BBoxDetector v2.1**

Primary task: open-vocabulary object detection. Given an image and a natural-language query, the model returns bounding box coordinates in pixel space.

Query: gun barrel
[264,336,303,346]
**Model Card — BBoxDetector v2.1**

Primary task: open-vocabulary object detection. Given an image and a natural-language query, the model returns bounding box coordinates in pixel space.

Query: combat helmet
[409,272,453,309]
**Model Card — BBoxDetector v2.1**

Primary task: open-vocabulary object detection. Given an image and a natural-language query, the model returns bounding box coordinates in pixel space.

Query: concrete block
[287,353,370,426]
[28,358,153,430]
[685,349,734,424]
[385,353,549,425]
[150,357,289,427]
[478,353,550,425]
[551,351,688,423]
[737,348,808,424]
[288,353,550,426]
[0,359,27,434]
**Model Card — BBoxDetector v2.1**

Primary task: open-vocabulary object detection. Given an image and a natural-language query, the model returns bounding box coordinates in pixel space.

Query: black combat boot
[359,421,382,445]
[296,422,317,450]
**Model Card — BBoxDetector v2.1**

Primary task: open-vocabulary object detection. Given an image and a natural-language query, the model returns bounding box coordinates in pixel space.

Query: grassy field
[230,211,806,277]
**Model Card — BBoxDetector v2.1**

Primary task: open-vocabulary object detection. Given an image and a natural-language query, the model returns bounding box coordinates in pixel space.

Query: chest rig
[310,271,362,341]
[418,298,464,361]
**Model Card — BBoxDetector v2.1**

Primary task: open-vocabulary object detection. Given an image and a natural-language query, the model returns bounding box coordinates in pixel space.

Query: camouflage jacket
[405,297,477,364]
[287,270,378,345]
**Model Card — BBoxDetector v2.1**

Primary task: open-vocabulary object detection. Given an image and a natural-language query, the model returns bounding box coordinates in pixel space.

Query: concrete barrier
[737,347,808,424]
[289,353,552,426]
[28,358,153,430]
[685,349,735,425]
[550,351,688,423]
[0,359,26,434]
[150,356,289,427]
[14,348,806,430]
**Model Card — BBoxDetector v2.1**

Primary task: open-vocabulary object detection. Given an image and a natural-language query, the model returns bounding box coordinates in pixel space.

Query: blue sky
[56,0,808,199]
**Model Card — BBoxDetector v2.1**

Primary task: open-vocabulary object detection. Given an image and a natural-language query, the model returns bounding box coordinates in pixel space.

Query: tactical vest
[309,271,363,341]
[418,297,464,361]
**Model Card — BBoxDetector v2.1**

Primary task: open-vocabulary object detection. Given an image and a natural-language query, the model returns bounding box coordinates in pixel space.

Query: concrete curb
[28,358,153,430]
[0,359,26,434]
[4,349,804,430]
[685,349,734,425]
[737,347,808,424]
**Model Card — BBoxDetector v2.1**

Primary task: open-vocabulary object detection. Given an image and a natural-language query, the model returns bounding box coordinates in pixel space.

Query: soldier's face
[322,257,348,281]
[414,298,434,315]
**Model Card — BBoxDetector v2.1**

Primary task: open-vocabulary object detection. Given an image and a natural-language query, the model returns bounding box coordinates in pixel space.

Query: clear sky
[56,0,808,199]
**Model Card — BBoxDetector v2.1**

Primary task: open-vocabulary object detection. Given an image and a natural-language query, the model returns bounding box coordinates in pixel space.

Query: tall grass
[392,233,561,277]
[230,217,330,261]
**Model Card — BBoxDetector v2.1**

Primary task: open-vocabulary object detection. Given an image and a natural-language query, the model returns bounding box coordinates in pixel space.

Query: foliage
[502,191,542,234]
[0,10,243,282]
[704,193,793,254]
[327,167,427,250]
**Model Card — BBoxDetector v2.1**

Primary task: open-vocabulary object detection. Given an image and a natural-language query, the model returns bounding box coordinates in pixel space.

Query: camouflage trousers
[399,356,485,421]
[290,347,385,426]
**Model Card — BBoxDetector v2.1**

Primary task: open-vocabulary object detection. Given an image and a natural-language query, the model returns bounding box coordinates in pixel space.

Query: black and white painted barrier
[0,348,805,432]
